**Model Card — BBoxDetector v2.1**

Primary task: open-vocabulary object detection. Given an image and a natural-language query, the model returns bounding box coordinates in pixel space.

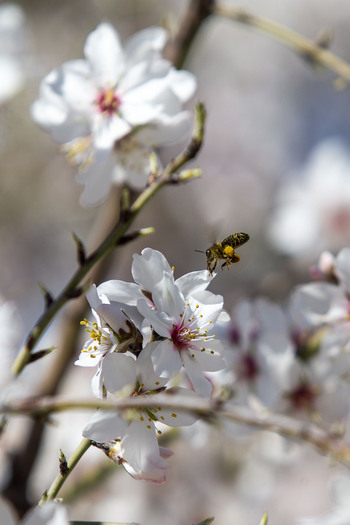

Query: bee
[196,232,250,275]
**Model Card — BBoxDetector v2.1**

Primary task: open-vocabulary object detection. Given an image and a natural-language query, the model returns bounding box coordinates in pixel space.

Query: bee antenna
[195,249,205,253]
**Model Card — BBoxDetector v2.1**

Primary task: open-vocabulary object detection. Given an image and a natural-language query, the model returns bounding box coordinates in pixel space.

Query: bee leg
[208,259,217,275]
[221,260,231,270]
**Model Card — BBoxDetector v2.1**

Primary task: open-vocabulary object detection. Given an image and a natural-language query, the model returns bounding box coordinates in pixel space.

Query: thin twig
[215,3,350,85]
[164,0,215,68]
[39,438,92,504]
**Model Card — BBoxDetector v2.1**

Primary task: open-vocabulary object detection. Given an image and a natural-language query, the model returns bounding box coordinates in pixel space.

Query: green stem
[40,438,91,503]
[11,103,206,378]
[215,3,350,84]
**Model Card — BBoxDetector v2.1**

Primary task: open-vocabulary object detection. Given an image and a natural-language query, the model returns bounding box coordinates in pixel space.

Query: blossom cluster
[220,247,350,426]
[76,248,226,482]
[32,23,196,207]
[76,244,350,484]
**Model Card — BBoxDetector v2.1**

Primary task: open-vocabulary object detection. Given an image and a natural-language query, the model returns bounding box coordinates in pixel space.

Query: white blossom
[82,345,196,482]
[137,269,226,398]
[223,298,294,409]
[268,138,350,258]
[31,23,196,206]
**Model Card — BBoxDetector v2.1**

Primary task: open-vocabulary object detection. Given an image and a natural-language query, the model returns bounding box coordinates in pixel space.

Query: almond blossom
[75,248,174,396]
[82,345,196,483]
[290,247,350,330]
[137,270,226,398]
[222,298,294,409]
[31,23,196,206]
[268,138,350,258]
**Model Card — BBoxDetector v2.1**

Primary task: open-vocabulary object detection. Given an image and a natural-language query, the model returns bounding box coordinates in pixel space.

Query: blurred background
[2,0,350,524]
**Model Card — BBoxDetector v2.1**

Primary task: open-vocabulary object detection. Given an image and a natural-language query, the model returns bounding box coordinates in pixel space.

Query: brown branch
[2,394,349,468]
[163,0,215,68]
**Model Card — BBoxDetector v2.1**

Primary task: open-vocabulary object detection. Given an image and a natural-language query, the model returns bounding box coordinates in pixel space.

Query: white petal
[102,353,137,394]
[136,299,172,338]
[175,269,212,297]
[91,362,104,398]
[98,302,144,333]
[113,141,152,190]
[92,113,131,150]
[121,419,164,473]
[97,279,142,305]
[119,58,170,94]
[156,388,199,427]
[189,290,224,328]
[122,81,180,118]
[56,59,95,111]
[124,27,168,64]
[121,98,163,126]
[136,111,193,146]
[182,353,213,398]
[150,340,183,378]
[152,273,185,320]
[75,150,114,207]
[21,501,69,525]
[86,284,102,310]
[122,457,169,483]
[190,342,226,371]
[132,248,173,290]
[167,68,197,102]
[74,351,103,369]
[290,282,347,327]
[83,410,127,442]
[137,343,168,390]
[84,23,125,88]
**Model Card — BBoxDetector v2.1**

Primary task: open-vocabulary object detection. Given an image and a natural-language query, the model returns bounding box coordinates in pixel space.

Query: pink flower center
[170,323,194,351]
[97,89,121,115]
[238,354,260,381]
[287,381,318,411]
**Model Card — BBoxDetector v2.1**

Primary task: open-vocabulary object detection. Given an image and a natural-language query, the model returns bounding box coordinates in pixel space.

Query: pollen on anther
[171,413,177,418]
[147,425,151,429]
[157,430,162,435]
